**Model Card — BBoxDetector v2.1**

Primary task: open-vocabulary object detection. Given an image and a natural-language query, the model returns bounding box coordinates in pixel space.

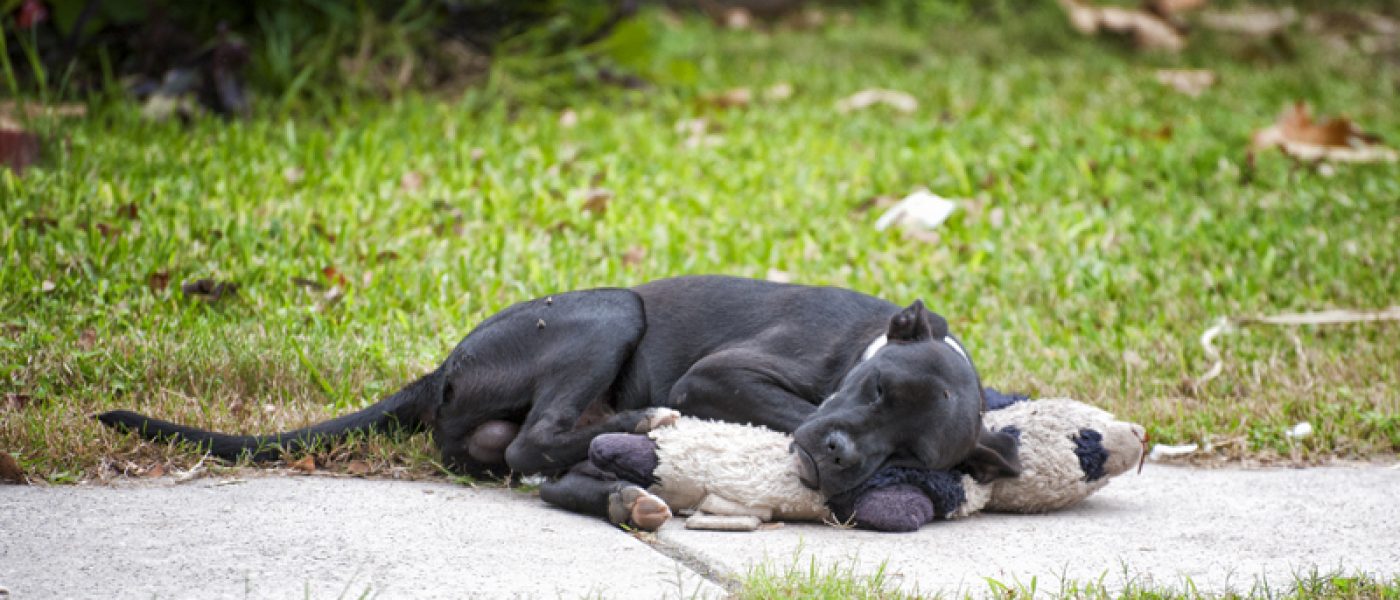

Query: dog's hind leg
[434,288,657,476]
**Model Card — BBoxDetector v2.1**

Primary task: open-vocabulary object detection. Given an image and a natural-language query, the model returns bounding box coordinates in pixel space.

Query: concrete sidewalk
[2,465,1397,599]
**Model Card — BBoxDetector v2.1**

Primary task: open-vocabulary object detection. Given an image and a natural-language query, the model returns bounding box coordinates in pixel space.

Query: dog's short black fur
[100,276,1020,507]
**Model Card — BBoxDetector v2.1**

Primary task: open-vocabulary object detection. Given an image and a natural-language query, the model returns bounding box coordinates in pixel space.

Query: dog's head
[790,300,1021,497]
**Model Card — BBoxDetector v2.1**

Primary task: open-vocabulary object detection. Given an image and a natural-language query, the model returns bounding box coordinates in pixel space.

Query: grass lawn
[2,2,1398,482]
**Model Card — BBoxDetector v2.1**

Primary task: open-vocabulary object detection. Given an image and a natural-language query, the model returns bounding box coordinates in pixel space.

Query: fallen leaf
[321,265,349,287]
[181,279,237,301]
[117,203,139,220]
[290,456,316,473]
[0,100,85,120]
[703,88,752,108]
[1155,69,1217,96]
[1060,0,1185,51]
[836,89,918,114]
[470,148,485,161]
[582,188,613,215]
[144,464,167,478]
[77,329,97,351]
[559,109,579,128]
[283,167,304,184]
[622,246,646,268]
[16,0,47,29]
[766,269,793,283]
[400,171,423,192]
[1199,7,1297,36]
[347,460,372,476]
[0,452,24,483]
[1146,0,1208,17]
[764,83,794,102]
[0,128,41,173]
[4,393,32,411]
[148,271,170,293]
[875,190,959,231]
[722,7,752,29]
[1250,102,1398,163]
[95,223,121,239]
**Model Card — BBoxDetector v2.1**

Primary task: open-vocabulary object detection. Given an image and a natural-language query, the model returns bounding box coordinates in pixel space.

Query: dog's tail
[97,368,442,461]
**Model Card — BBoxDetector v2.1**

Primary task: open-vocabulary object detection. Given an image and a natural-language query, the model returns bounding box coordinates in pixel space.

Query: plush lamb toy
[586,393,1145,532]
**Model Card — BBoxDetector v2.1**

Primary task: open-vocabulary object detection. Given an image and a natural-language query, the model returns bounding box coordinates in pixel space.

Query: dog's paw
[634,407,681,433]
[608,486,672,532]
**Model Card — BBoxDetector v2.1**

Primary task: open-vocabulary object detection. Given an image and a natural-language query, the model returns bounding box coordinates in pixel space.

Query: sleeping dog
[100,275,1020,519]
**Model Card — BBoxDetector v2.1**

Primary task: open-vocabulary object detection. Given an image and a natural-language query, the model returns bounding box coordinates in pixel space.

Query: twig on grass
[1192,307,1400,390]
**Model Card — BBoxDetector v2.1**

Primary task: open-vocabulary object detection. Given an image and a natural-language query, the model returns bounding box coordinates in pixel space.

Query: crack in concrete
[635,528,741,597]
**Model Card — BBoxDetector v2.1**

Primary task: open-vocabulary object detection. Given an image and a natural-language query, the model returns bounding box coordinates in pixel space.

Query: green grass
[2,3,1398,480]
[738,560,1400,599]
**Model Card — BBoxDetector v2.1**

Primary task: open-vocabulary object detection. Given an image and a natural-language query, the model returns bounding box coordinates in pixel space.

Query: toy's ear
[958,426,1022,484]
[887,300,948,342]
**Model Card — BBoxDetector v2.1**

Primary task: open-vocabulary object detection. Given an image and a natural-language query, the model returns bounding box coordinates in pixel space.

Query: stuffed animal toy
[585,393,1145,532]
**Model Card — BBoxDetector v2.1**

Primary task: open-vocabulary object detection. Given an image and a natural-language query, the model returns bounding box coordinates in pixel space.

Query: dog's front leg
[668,348,819,433]
[505,407,678,475]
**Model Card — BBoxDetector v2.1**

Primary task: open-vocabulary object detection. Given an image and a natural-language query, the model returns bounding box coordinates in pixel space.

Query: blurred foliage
[0,0,653,107]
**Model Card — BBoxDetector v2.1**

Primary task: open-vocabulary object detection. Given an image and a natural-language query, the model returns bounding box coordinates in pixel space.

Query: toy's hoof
[609,486,672,532]
[635,407,681,433]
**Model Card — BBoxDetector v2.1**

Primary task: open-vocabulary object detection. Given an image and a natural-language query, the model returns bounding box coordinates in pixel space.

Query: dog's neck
[861,334,971,367]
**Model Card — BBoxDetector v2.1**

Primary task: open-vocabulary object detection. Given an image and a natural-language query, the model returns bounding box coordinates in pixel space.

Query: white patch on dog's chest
[860,333,972,368]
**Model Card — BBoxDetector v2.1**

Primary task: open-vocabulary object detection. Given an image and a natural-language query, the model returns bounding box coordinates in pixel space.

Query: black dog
[100,276,1020,515]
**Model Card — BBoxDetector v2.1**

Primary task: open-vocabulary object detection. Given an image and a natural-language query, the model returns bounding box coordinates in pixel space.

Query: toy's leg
[844,484,936,533]
[538,461,671,531]
[588,432,660,486]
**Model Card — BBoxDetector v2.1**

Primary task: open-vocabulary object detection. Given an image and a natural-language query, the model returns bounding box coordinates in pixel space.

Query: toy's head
[984,398,1145,513]
[790,300,1021,498]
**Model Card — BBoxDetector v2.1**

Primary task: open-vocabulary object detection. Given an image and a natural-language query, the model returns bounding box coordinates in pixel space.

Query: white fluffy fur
[983,398,1145,513]
[649,418,831,521]
[643,398,1144,529]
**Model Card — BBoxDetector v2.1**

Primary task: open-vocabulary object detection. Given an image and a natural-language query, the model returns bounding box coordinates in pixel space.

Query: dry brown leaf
[703,88,753,109]
[1061,0,1186,51]
[4,393,32,411]
[0,100,86,121]
[1199,8,1296,36]
[117,202,139,220]
[0,128,41,174]
[1146,0,1208,16]
[346,460,372,476]
[582,188,612,215]
[622,246,646,268]
[1251,103,1398,163]
[0,452,24,483]
[837,89,918,114]
[1155,69,1216,96]
[148,271,170,293]
[400,171,423,192]
[77,329,98,351]
[290,456,316,473]
[181,279,237,301]
[144,464,167,478]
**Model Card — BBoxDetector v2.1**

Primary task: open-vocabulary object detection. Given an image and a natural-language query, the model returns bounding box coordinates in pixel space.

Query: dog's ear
[958,426,1022,484]
[887,300,943,342]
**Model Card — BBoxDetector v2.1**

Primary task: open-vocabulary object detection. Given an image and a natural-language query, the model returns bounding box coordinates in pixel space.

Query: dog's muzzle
[791,442,820,490]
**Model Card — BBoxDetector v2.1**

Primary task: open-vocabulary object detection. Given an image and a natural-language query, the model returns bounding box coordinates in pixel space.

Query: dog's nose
[823,431,860,468]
